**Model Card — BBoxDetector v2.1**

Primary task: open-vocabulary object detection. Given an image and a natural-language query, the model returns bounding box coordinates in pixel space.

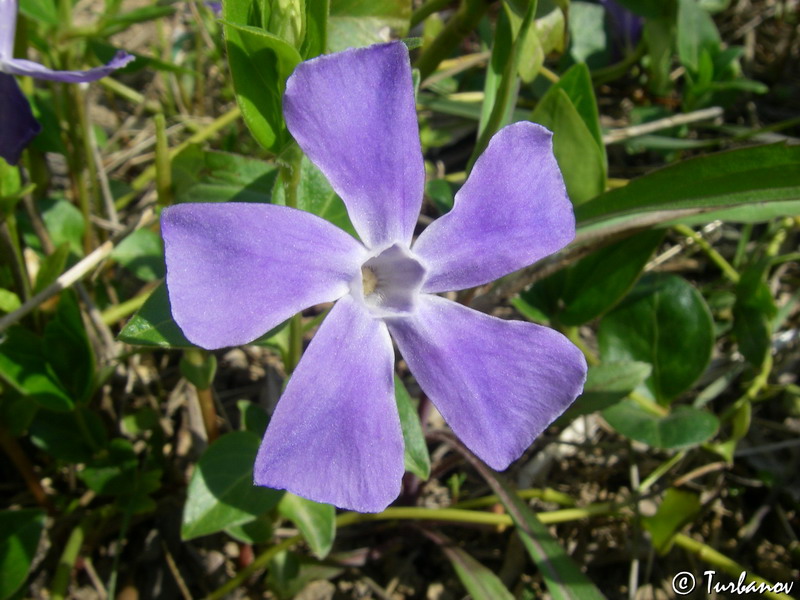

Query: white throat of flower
[351,243,426,318]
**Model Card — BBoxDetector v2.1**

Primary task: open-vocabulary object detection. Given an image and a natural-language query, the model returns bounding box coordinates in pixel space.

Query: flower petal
[254,295,404,512]
[2,51,134,83]
[162,202,366,349]
[283,41,424,249]
[0,73,41,165]
[413,122,575,293]
[0,0,16,60]
[387,295,587,470]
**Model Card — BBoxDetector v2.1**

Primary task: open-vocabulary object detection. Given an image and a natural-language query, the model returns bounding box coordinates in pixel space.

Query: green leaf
[560,361,653,422]
[300,0,329,58]
[520,230,663,326]
[602,401,719,448]
[642,16,675,96]
[43,291,94,403]
[182,432,283,540]
[18,0,59,25]
[598,273,714,404]
[277,493,336,559]
[0,509,46,600]
[225,516,273,544]
[677,0,721,74]
[0,289,21,314]
[100,5,176,36]
[576,144,800,228]
[32,243,70,295]
[111,228,165,282]
[119,283,193,348]
[733,261,776,366]
[223,17,301,154]
[553,63,604,151]
[642,488,701,553]
[237,400,270,438]
[327,0,412,53]
[29,407,107,462]
[0,327,73,411]
[172,145,279,205]
[472,468,606,600]
[394,376,431,480]
[39,198,85,257]
[441,543,515,600]
[532,88,606,205]
[567,2,608,66]
[273,155,357,237]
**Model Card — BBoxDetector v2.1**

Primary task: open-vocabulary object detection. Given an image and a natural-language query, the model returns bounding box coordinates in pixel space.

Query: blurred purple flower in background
[162,42,587,512]
[600,0,644,59]
[204,1,222,17]
[0,0,134,165]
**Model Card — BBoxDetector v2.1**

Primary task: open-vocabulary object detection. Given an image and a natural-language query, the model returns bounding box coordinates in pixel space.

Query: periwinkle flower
[599,0,644,59]
[0,0,134,165]
[162,42,587,512]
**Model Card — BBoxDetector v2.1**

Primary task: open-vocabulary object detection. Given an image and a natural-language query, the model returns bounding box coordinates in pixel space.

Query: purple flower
[204,1,222,17]
[162,42,587,512]
[599,0,644,58]
[0,0,134,165]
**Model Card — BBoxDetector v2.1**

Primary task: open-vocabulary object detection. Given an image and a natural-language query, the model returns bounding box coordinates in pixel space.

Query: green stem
[116,107,242,210]
[51,517,89,600]
[100,286,153,325]
[673,224,740,284]
[673,533,795,600]
[637,450,687,493]
[414,0,491,81]
[453,487,576,509]
[154,113,172,206]
[204,502,620,600]
[280,146,304,373]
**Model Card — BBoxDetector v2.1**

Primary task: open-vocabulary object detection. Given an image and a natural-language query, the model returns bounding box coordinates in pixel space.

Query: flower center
[353,244,426,317]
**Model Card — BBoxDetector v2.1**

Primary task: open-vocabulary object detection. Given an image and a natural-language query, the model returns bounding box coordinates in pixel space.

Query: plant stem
[414,0,491,81]
[280,146,304,373]
[184,348,219,442]
[672,533,794,600]
[0,425,56,514]
[154,113,173,206]
[673,224,740,283]
[51,517,89,600]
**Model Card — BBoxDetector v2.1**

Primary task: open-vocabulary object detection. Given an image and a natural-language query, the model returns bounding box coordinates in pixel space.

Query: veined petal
[0,73,41,165]
[2,51,134,83]
[254,295,404,512]
[0,0,16,60]
[283,42,424,249]
[413,122,575,293]
[388,295,587,470]
[162,202,367,350]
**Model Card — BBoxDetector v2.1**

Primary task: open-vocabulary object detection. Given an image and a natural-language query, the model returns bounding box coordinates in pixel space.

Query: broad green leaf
[267,551,344,600]
[43,291,94,404]
[0,289,21,314]
[39,198,85,257]
[598,273,714,404]
[553,63,604,151]
[603,401,719,448]
[223,18,301,154]
[642,488,701,553]
[111,228,165,282]
[576,144,800,228]
[32,243,70,295]
[119,283,193,348]
[567,2,608,67]
[466,464,606,600]
[394,376,431,480]
[78,439,161,500]
[0,327,73,411]
[300,0,329,58]
[642,17,674,96]
[272,155,357,237]
[534,1,566,54]
[677,0,721,74]
[182,432,283,540]
[532,88,606,205]
[0,509,46,600]
[29,407,107,462]
[327,0,412,53]
[237,400,270,438]
[277,493,336,559]
[733,261,776,366]
[172,145,279,205]
[560,361,653,422]
[19,0,58,25]
[225,516,272,544]
[519,230,663,326]
[441,543,515,600]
